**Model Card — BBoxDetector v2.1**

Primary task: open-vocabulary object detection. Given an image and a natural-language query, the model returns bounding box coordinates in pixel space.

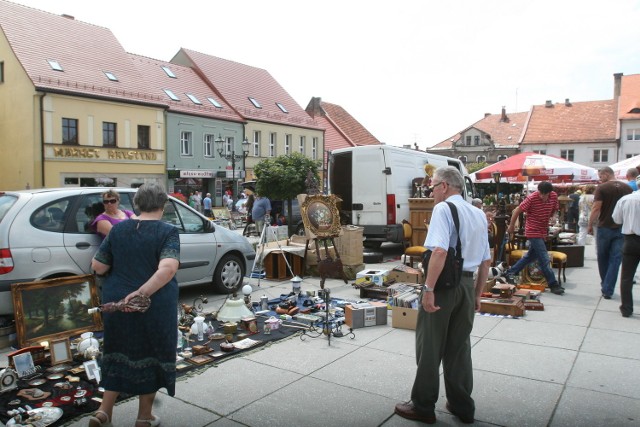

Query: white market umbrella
[610,154,640,180]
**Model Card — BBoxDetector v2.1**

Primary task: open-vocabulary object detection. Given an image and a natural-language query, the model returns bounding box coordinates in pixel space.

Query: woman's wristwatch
[423,285,434,292]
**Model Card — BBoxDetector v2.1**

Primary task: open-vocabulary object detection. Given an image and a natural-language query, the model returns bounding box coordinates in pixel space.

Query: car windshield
[0,194,18,222]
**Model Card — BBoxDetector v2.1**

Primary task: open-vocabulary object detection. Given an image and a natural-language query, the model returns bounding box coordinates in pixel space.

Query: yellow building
[0,1,167,190]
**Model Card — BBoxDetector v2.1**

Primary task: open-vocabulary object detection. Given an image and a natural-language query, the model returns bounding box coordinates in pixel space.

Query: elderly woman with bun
[90,183,180,427]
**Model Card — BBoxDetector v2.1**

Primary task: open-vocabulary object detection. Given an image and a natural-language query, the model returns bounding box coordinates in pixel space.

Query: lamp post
[216,135,250,202]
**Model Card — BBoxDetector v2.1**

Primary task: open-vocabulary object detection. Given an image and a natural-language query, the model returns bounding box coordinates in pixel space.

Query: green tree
[253,152,321,232]
[465,161,488,173]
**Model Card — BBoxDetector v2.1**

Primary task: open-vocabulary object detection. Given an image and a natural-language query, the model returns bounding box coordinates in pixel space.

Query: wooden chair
[506,237,567,286]
[402,220,427,267]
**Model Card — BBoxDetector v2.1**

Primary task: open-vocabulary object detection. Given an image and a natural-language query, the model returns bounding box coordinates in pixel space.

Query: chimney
[545,100,553,108]
[564,98,572,106]
[500,106,509,122]
[484,113,491,118]
[61,14,75,19]
[305,97,322,118]
[613,73,623,99]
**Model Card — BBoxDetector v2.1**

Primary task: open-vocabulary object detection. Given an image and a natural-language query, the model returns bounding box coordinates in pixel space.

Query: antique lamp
[217,291,254,322]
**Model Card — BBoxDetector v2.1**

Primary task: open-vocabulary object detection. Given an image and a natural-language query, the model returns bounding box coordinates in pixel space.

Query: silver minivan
[0,188,256,316]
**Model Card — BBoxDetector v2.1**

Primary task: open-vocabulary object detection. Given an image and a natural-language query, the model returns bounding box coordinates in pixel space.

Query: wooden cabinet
[408,198,435,247]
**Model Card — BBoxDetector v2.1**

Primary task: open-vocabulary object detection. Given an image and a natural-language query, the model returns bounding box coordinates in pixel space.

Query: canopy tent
[609,154,640,180]
[471,152,599,184]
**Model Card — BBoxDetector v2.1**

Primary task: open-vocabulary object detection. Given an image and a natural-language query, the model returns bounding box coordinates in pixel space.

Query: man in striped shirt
[504,181,564,295]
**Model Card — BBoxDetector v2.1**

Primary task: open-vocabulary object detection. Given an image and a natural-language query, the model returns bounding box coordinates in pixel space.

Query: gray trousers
[411,275,475,419]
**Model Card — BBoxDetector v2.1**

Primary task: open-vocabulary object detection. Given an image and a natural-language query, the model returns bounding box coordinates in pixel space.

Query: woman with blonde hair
[91,189,136,238]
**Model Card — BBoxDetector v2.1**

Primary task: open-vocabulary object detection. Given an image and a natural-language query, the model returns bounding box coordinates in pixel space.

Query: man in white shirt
[612,175,640,317]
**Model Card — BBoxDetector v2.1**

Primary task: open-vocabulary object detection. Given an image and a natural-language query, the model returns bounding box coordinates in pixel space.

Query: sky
[10,0,640,148]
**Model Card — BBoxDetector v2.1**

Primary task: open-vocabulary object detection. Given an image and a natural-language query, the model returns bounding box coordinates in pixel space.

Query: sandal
[88,410,112,427]
[136,415,160,426]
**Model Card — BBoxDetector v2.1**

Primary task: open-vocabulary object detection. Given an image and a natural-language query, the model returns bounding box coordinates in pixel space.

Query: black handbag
[422,202,464,291]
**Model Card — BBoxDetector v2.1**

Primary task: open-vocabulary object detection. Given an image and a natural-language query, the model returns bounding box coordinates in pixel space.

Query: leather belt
[461,271,475,277]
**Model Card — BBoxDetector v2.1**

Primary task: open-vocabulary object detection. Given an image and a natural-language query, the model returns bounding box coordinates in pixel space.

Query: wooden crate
[264,252,304,280]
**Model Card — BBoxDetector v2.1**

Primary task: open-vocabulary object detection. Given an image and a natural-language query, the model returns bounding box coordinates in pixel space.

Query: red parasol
[471,152,598,183]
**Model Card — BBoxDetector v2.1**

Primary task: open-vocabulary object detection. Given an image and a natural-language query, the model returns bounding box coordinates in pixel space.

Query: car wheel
[213,254,245,294]
[363,241,382,249]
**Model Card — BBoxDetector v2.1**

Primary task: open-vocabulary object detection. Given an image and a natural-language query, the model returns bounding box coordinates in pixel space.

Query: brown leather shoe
[446,401,474,424]
[394,402,436,424]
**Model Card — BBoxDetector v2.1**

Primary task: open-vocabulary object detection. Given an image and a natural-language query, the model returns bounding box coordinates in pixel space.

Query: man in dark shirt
[588,166,632,299]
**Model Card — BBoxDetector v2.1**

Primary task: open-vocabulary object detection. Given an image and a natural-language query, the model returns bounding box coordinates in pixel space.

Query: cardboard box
[392,306,419,330]
[479,297,525,317]
[345,302,387,329]
[388,265,424,284]
[355,269,389,285]
[334,225,364,266]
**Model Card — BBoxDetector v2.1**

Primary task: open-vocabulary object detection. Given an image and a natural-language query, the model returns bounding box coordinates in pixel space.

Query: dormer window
[104,71,118,81]
[248,97,261,108]
[207,97,222,108]
[186,93,201,105]
[162,66,176,78]
[47,59,63,71]
[163,89,180,101]
[276,102,288,113]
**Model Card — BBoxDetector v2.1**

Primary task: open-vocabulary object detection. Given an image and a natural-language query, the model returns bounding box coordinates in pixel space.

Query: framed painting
[12,274,103,348]
[300,194,341,238]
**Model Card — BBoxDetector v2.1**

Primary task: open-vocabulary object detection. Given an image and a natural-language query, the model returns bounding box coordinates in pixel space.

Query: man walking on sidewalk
[588,167,632,299]
[612,176,640,317]
[504,181,564,295]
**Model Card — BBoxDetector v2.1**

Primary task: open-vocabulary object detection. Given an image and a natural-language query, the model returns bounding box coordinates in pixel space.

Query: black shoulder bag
[422,201,464,290]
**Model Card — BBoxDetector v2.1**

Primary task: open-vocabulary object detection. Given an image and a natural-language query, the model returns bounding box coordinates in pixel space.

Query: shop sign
[181,170,214,178]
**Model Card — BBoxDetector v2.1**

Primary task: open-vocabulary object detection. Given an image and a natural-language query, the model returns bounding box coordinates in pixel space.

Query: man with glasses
[395,166,490,424]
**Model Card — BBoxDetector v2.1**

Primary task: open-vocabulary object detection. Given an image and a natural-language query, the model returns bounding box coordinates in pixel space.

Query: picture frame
[49,338,72,365]
[83,359,100,382]
[12,274,103,348]
[12,352,36,378]
[300,194,342,238]
[187,354,215,365]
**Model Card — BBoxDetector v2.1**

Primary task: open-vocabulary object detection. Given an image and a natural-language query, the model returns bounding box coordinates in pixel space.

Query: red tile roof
[318,101,381,147]
[128,53,243,122]
[172,48,322,130]
[521,99,617,144]
[618,74,640,120]
[431,110,529,149]
[0,0,164,107]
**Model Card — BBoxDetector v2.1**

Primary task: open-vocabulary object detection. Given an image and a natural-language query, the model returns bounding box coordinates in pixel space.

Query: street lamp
[215,134,250,201]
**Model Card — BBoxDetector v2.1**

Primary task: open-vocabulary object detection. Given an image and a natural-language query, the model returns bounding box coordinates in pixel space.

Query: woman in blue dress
[91,183,180,427]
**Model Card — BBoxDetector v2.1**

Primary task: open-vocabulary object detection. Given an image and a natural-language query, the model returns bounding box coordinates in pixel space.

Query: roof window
[248,97,261,108]
[186,93,201,105]
[104,71,118,81]
[162,66,176,78]
[47,59,63,71]
[276,102,288,113]
[163,89,180,101]
[207,97,222,108]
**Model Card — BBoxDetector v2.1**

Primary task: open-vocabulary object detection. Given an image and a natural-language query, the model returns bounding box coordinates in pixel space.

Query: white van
[328,145,474,247]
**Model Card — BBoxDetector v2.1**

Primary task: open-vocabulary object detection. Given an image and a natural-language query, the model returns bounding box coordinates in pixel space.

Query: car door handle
[76,242,91,249]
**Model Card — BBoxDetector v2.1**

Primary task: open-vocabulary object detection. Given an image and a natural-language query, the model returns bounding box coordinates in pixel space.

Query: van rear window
[0,195,18,222]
